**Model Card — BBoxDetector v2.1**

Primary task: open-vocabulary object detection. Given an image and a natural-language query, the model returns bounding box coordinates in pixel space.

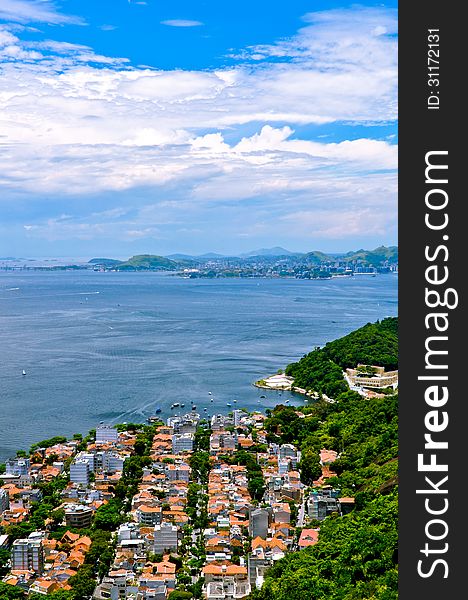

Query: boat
[226,403,232,407]
[203,407,207,411]
[192,405,197,411]
[155,407,162,413]
[285,399,290,403]
[22,370,26,376]
[260,395,266,399]
[208,391,212,395]
[181,403,185,407]
[210,399,213,402]
[171,402,180,409]
[233,399,237,403]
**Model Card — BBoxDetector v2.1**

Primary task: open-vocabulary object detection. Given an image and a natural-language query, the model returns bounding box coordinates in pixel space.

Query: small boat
[171,403,180,409]
[192,405,197,411]
[226,403,232,407]
[22,370,26,376]
[285,399,290,403]
[208,391,212,395]
[203,407,207,411]
[155,408,162,414]
[233,399,237,403]
[210,399,213,402]
[260,395,266,399]
[181,403,185,407]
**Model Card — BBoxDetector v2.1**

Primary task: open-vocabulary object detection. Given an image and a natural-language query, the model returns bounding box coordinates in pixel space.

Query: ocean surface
[0,271,397,461]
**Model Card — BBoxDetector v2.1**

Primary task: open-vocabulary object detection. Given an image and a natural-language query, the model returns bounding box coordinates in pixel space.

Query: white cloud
[0,0,83,25]
[161,20,203,27]
[0,5,397,248]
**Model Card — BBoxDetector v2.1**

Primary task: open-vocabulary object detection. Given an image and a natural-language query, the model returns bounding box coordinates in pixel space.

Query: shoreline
[253,373,334,403]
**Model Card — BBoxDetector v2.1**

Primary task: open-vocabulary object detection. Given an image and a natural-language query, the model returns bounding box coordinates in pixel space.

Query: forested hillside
[285,317,398,397]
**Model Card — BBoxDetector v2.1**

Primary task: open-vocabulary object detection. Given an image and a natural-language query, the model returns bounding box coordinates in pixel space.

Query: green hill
[341,245,398,266]
[300,250,332,265]
[285,317,398,397]
[116,254,181,271]
[88,258,124,267]
[321,317,398,371]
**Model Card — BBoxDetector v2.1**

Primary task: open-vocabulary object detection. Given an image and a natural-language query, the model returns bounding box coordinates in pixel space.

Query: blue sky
[0,1,397,258]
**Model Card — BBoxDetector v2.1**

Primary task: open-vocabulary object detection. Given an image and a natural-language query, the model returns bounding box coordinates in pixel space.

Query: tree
[93,499,125,531]
[0,548,11,576]
[68,564,97,598]
[50,508,65,528]
[168,592,193,600]
[298,448,322,485]
[134,436,147,456]
[0,582,25,598]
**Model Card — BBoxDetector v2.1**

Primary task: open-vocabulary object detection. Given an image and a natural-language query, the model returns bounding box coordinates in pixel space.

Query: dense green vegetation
[285,317,398,397]
[249,494,397,600]
[286,351,348,398]
[29,436,68,453]
[321,317,398,371]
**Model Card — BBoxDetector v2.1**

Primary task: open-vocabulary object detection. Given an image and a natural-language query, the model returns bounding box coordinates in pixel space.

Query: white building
[70,458,90,486]
[154,522,179,554]
[136,505,162,527]
[11,537,44,574]
[103,452,125,472]
[172,433,194,454]
[277,458,290,476]
[95,424,119,444]
[77,452,96,471]
[279,444,297,459]
[64,504,93,528]
[233,410,244,427]
[6,457,30,476]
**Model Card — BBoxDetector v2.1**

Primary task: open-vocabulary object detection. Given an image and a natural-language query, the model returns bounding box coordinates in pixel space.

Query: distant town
[0,246,398,280]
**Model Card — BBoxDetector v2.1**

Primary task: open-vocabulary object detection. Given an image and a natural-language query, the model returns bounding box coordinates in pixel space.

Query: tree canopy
[285,318,398,397]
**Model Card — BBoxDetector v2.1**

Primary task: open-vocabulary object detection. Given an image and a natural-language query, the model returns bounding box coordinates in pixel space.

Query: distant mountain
[86,245,398,272]
[241,246,299,257]
[341,245,398,266]
[89,258,124,266]
[198,253,227,259]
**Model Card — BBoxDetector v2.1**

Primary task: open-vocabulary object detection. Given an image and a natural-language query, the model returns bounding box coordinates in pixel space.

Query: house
[298,528,319,548]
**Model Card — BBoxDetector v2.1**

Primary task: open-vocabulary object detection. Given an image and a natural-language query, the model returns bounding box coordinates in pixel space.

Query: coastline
[254,373,330,402]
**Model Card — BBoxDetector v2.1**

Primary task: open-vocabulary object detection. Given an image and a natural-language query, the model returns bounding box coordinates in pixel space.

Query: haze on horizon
[0,0,397,258]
